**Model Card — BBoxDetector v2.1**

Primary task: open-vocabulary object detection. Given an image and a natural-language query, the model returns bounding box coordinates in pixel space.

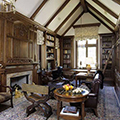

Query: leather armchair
[70,79,100,117]
[85,79,101,117]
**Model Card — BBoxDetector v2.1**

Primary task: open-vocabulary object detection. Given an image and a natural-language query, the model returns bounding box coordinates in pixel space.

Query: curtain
[75,26,99,41]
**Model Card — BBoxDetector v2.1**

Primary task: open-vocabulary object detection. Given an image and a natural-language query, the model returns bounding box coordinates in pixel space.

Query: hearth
[10,75,29,92]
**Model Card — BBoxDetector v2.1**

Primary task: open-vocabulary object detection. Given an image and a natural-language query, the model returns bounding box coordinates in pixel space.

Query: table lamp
[85,57,94,74]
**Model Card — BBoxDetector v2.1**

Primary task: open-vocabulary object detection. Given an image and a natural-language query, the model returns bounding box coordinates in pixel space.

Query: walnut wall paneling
[14,23,28,40]
[5,21,38,65]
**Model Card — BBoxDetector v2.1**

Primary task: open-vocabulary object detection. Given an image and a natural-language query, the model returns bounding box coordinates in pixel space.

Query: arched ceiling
[14,0,120,36]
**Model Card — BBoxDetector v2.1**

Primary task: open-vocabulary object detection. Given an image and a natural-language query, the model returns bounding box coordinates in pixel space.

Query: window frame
[76,39,98,69]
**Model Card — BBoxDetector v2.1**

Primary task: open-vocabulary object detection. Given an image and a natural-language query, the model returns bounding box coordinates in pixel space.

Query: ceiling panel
[100,0,120,16]
[15,0,42,17]
[89,8,114,30]
[58,6,83,35]
[34,0,65,26]
[48,0,80,31]
[87,0,117,24]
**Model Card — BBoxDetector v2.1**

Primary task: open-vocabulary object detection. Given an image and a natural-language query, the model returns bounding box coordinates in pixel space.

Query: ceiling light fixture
[0,0,16,13]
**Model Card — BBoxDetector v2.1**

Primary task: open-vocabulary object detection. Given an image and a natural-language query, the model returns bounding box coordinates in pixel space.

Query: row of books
[46,35,54,41]
[64,50,71,54]
[46,40,54,46]
[63,60,71,63]
[63,44,71,48]
[64,54,70,59]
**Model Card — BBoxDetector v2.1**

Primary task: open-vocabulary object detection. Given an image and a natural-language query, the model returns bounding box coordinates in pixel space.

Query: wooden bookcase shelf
[100,33,115,81]
[61,36,74,69]
[46,33,55,70]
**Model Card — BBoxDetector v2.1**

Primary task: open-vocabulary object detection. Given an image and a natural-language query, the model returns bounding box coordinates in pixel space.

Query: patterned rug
[0,86,120,120]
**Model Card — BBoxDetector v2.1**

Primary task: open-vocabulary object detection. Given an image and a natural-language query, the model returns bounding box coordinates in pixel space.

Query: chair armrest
[0,84,12,93]
[88,93,97,97]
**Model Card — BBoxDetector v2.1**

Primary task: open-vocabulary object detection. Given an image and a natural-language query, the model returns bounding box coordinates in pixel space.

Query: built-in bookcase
[46,33,55,70]
[100,33,115,81]
[61,36,74,69]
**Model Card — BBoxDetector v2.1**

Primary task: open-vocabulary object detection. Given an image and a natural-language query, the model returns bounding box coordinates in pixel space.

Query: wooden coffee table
[54,88,89,120]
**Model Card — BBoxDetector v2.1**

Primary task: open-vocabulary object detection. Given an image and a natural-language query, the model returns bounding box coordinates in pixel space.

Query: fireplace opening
[10,74,29,92]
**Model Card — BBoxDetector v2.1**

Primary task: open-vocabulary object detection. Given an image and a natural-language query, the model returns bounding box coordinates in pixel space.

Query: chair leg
[11,97,13,108]
[38,104,48,117]
[93,108,98,117]
[43,102,52,115]
[26,104,36,117]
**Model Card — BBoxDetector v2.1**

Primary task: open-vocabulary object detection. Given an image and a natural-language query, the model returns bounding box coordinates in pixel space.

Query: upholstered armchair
[70,79,101,117]
[0,83,13,108]
[85,79,101,117]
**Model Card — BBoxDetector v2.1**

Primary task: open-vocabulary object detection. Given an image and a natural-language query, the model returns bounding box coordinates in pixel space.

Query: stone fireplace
[6,71,32,92]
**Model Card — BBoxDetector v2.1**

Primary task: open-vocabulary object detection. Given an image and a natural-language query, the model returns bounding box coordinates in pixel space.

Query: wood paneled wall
[0,15,38,66]
[0,12,39,86]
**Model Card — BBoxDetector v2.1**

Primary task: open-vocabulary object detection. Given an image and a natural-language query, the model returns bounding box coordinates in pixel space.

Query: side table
[54,88,89,120]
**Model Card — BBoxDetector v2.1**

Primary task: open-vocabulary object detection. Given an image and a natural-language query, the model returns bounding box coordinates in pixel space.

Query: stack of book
[60,106,79,116]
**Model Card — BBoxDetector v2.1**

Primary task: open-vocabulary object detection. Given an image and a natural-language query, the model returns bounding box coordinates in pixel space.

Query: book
[60,107,79,117]
[63,106,77,114]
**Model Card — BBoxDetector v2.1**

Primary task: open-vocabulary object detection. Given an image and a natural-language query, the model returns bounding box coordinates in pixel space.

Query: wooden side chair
[22,83,52,119]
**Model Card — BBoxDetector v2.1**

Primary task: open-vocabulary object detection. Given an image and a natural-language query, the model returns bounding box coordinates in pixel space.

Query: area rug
[0,86,120,120]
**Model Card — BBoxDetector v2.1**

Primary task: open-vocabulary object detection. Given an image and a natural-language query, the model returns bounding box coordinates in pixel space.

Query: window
[77,39,98,69]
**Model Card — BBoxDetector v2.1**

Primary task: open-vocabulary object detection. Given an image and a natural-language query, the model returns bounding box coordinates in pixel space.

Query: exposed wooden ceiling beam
[73,23,101,28]
[81,0,88,12]
[62,11,84,36]
[112,0,120,5]
[92,0,118,19]
[44,0,70,27]
[30,0,48,20]
[54,2,81,33]
[87,2,116,28]
[88,10,114,33]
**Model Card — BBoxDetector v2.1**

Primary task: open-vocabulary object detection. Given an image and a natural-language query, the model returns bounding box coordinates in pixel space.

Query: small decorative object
[63,84,74,91]
[72,88,83,94]
[15,87,23,99]
[85,57,94,74]
[55,38,59,49]
[0,63,3,68]
[0,0,16,13]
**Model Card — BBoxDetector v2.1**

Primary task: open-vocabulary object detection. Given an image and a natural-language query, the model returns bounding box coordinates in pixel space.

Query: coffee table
[54,88,89,120]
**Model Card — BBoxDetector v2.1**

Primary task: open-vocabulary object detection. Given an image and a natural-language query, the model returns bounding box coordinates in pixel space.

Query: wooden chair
[22,83,52,119]
[0,84,13,108]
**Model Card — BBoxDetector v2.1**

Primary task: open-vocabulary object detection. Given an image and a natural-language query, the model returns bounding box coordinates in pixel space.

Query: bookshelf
[46,33,55,70]
[100,33,115,81]
[114,24,120,102]
[61,36,74,69]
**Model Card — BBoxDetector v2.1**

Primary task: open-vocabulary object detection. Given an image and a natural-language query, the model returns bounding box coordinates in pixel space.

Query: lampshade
[85,57,94,65]
[0,0,16,13]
